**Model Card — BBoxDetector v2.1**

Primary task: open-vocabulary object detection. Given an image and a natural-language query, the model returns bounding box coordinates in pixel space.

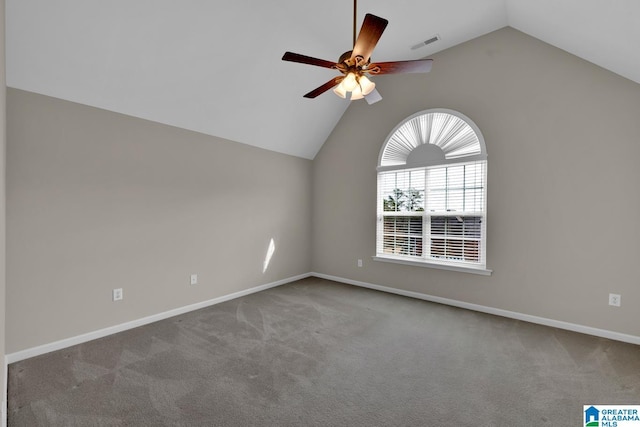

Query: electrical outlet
[112,288,123,301]
[609,293,621,307]
[190,274,198,285]
[357,259,363,267]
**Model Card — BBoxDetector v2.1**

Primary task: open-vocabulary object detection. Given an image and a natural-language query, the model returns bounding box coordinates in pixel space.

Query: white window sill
[372,256,492,276]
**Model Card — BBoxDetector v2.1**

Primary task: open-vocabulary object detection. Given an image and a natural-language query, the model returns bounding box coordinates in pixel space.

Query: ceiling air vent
[411,35,440,50]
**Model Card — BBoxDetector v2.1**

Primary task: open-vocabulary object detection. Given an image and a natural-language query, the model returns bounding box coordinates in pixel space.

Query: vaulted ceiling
[6,0,640,159]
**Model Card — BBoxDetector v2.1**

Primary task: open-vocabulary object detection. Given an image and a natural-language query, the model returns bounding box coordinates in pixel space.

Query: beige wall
[6,89,312,353]
[312,27,640,336]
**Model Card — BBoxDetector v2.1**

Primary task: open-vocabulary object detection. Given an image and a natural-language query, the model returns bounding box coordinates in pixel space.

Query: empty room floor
[8,277,640,426]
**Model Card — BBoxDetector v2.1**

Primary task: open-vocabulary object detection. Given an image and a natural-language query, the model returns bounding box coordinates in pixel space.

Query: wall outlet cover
[608,293,621,307]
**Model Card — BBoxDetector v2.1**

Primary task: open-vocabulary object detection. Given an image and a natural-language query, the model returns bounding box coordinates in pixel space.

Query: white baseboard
[6,273,311,364]
[311,272,640,346]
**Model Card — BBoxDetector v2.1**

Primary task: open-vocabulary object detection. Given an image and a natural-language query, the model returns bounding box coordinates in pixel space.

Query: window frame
[374,109,492,275]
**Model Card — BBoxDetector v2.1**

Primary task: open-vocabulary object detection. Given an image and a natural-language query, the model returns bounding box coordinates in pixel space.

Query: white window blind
[377,161,487,268]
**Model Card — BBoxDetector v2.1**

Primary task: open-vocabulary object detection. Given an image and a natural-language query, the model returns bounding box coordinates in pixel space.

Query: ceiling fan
[282,0,433,104]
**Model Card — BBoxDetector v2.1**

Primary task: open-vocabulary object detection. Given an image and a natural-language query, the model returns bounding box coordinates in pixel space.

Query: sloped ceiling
[6,0,640,159]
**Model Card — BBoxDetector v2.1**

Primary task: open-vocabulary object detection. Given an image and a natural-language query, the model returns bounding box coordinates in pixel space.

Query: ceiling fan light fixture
[350,86,364,100]
[342,72,358,92]
[333,84,348,98]
[358,75,375,96]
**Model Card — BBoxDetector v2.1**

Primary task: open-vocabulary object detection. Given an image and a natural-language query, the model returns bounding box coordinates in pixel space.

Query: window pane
[408,217,422,236]
[384,189,403,212]
[447,217,464,236]
[447,165,465,188]
[464,163,484,187]
[382,216,423,257]
[464,240,479,262]
[464,163,485,211]
[427,216,482,262]
[408,170,426,212]
[410,237,423,256]
[431,238,445,258]
[383,236,400,254]
[447,239,463,260]
[377,160,486,268]
[383,216,423,236]
[410,170,425,186]
[426,163,485,213]
[431,216,481,236]
[447,190,464,212]
[383,217,395,233]
[380,173,400,212]
[380,170,427,212]
[446,166,466,212]
[464,190,484,213]
[396,171,410,193]
[405,188,425,212]
[426,168,446,212]
[396,217,409,234]
[463,217,482,237]
[431,216,446,235]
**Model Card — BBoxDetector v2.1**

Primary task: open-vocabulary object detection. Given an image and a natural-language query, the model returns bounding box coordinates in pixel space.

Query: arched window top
[378,109,487,170]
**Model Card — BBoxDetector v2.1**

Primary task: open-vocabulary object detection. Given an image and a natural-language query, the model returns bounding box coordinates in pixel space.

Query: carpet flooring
[8,277,640,426]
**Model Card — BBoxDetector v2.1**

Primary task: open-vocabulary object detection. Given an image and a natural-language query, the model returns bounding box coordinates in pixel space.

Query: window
[375,109,490,274]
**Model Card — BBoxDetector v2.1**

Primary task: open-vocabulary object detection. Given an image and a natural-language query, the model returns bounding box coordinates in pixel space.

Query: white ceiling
[6,0,640,159]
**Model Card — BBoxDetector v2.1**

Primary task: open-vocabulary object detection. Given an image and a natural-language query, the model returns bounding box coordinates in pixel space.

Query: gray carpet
[8,277,640,426]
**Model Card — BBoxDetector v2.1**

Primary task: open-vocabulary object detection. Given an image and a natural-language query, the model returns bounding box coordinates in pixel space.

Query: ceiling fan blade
[364,88,382,105]
[282,52,337,69]
[351,14,388,63]
[303,76,345,98]
[369,59,434,75]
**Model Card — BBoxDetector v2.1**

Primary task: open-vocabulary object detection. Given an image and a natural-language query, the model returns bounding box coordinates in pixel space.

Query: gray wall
[6,89,312,353]
[5,26,640,357]
[312,27,640,337]
[1,0,7,415]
